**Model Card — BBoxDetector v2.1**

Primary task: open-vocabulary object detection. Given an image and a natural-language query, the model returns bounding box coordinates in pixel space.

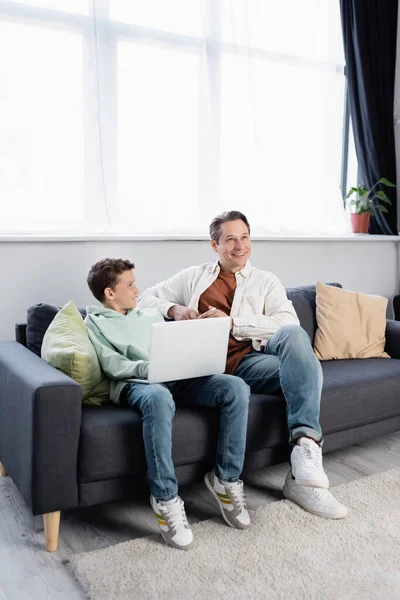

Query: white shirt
[138,260,300,351]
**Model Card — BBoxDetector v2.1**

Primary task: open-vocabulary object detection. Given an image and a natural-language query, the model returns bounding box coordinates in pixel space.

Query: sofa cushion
[27,303,87,356]
[76,356,400,483]
[41,301,109,406]
[78,393,288,483]
[320,358,400,433]
[78,354,400,483]
[314,282,390,360]
[78,404,220,482]
[286,283,341,343]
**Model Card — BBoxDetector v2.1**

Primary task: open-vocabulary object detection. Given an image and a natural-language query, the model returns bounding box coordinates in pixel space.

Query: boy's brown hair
[87,258,135,303]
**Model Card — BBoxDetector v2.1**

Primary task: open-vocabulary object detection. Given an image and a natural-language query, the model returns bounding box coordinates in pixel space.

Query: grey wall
[1,239,398,340]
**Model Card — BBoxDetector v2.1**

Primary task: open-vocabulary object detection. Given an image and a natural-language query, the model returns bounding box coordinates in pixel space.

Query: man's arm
[232,277,300,340]
[138,267,198,320]
[87,328,149,380]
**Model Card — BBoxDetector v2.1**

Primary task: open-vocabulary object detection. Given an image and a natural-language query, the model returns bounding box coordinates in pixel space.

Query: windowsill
[0,233,399,242]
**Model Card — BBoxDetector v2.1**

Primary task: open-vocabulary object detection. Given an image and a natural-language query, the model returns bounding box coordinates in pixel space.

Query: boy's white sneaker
[291,437,329,488]
[150,495,193,550]
[204,470,250,529]
[283,470,348,519]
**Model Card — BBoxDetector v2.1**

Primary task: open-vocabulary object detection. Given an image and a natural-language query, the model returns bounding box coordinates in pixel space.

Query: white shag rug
[69,468,400,600]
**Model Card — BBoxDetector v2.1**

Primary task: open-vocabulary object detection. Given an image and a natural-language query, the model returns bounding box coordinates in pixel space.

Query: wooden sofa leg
[0,462,7,477]
[43,511,61,552]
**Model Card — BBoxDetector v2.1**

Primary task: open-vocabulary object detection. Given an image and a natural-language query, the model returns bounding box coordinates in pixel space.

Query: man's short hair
[209,211,251,243]
[87,258,135,303]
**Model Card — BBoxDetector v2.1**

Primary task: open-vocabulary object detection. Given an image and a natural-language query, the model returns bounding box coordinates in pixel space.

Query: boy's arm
[87,328,149,380]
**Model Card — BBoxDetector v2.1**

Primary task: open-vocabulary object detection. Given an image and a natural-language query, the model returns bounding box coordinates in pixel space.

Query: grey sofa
[1,283,400,552]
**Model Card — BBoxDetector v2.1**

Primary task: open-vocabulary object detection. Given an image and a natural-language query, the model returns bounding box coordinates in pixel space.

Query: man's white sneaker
[204,470,250,529]
[290,437,329,488]
[283,470,348,519]
[150,495,193,550]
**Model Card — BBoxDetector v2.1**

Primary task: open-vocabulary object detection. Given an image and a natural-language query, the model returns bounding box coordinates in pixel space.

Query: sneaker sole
[204,473,238,529]
[283,486,348,520]
[160,531,194,551]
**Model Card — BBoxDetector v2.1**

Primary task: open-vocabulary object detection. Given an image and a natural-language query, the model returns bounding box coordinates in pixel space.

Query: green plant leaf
[345,187,358,199]
[378,205,389,214]
[379,177,396,188]
[376,190,391,204]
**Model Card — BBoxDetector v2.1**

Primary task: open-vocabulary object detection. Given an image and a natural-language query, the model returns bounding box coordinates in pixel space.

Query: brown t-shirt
[198,270,253,374]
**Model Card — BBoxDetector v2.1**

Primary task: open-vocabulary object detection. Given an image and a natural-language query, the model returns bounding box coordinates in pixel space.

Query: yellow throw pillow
[41,301,110,405]
[314,281,390,360]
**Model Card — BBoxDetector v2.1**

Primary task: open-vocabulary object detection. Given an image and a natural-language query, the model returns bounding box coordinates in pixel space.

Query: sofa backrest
[286,283,341,344]
[19,283,342,356]
[25,303,87,356]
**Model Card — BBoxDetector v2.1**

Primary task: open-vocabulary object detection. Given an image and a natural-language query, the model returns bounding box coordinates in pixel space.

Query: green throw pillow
[41,301,109,406]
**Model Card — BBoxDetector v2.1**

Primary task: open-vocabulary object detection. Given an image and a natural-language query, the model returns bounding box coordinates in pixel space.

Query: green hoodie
[85,305,164,404]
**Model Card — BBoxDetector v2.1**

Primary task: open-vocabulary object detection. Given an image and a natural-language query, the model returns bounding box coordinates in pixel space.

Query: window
[0,19,84,230]
[117,42,200,231]
[0,0,352,235]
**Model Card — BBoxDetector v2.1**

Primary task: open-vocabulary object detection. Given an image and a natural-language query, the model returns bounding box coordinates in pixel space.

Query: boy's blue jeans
[234,324,323,445]
[121,374,250,501]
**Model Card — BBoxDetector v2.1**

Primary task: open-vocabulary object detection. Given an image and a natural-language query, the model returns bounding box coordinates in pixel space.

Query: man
[85,258,251,551]
[138,210,348,519]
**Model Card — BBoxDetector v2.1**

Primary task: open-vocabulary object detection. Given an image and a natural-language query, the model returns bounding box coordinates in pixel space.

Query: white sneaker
[290,437,329,488]
[150,495,194,550]
[283,470,348,519]
[204,470,250,529]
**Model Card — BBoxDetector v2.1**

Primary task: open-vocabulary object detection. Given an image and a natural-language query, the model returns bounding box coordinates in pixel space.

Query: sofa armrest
[0,341,82,515]
[385,320,400,358]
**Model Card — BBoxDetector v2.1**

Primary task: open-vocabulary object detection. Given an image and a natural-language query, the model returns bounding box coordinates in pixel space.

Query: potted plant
[346,178,395,233]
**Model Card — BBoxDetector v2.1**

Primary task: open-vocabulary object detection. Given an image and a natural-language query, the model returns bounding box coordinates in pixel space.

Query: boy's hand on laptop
[168,305,199,321]
[199,306,233,330]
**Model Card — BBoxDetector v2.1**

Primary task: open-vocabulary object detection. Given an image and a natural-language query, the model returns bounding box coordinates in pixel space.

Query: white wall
[1,239,398,340]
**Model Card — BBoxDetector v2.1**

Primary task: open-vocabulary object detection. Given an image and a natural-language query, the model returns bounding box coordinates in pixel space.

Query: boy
[85,258,251,550]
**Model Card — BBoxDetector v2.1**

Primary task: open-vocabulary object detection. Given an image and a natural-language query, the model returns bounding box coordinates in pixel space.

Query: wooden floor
[2,431,400,599]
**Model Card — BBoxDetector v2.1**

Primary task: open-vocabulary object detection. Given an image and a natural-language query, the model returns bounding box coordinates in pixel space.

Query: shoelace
[310,487,331,501]
[298,444,322,469]
[160,498,189,532]
[227,480,247,512]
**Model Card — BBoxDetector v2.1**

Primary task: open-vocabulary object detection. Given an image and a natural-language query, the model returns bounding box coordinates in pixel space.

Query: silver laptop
[146,317,231,383]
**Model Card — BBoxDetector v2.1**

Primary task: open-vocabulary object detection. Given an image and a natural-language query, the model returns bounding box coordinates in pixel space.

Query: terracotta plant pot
[350,212,370,234]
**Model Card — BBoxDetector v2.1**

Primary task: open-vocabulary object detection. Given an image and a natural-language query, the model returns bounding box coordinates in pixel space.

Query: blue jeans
[234,324,323,445]
[121,374,250,501]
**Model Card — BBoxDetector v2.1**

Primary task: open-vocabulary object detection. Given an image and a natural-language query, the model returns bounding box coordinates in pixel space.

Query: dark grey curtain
[340,0,398,235]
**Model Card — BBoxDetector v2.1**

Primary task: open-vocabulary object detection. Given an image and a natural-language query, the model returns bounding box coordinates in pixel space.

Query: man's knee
[142,385,175,418]
[278,324,311,347]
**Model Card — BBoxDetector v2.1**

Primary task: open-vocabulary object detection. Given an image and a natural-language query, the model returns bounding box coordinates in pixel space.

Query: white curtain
[0,0,351,235]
